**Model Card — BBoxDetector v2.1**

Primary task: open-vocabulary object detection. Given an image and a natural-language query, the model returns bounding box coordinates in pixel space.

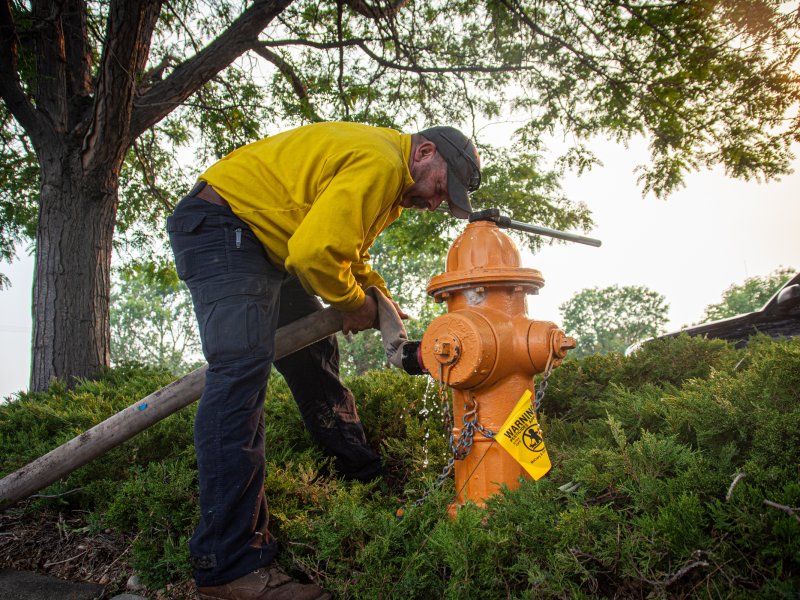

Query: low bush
[1,335,797,598]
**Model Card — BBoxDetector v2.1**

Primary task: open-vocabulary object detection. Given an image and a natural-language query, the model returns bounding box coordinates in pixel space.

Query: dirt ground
[0,505,195,599]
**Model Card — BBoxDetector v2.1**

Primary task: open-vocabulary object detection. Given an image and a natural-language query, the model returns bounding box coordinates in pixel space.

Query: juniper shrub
[0,336,797,597]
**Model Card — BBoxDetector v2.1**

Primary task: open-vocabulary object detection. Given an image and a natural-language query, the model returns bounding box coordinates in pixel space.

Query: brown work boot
[196,565,330,600]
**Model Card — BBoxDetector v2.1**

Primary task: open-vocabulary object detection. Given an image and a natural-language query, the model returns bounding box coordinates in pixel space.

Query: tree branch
[82,0,164,170]
[498,0,610,82]
[63,0,92,99]
[250,44,322,122]
[163,0,202,54]
[343,0,408,19]
[32,0,69,131]
[140,53,176,86]
[62,0,95,133]
[131,137,174,213]
[31,486,83,499]
[726,472,746,501]
[259,38,543,74]
[0,0,50,143]
[764,499,800,524]
[129,0,294,142]
[661,559,709,587]
[614,0,681,48]
[43,549,89,567]
[336,1,347,118]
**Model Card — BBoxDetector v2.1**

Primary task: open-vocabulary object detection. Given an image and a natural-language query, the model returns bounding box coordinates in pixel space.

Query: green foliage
[702,266,796,322]
[2,336,799,597]
[559,284,670,358]
[104,458,197,584]
[110,258,201,374]
[115,120,195,256]
[3,0,799,277]
[0,105,37,286]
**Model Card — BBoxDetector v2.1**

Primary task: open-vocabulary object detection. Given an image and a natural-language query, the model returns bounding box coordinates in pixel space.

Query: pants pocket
[196,278,277,364]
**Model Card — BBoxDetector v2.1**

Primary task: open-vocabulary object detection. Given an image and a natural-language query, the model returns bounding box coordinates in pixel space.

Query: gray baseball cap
[419,126,481,219]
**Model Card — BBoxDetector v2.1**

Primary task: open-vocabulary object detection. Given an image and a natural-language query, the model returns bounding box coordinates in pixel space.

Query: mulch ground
[0,503,195,599]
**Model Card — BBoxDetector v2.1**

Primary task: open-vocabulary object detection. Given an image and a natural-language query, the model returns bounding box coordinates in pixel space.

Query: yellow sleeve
[352,265,390,298]
[285,152,404,310]
[351,207,403,298]
[352,255,390,298]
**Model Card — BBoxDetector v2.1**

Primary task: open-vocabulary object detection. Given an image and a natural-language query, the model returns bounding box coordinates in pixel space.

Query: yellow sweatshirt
[200,122,413,311]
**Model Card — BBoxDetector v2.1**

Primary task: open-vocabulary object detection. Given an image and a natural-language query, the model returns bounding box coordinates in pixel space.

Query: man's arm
[285,151,405,311]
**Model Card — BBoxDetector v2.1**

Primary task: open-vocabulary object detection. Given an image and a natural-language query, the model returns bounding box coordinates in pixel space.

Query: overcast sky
[0,134,797,399]
[506,134,799,331]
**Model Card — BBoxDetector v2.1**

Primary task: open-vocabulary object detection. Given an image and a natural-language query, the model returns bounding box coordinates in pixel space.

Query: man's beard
[409,196,428,209]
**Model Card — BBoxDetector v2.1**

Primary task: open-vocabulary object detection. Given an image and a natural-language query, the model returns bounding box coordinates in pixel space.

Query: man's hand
[341,295,378,334]
[389,298,410,320]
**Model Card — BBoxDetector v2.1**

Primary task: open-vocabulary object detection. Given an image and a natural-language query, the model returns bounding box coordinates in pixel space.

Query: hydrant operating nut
[433,335,460,364]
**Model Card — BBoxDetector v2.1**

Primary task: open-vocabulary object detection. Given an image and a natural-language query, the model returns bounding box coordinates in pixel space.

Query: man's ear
[414,140,437,162]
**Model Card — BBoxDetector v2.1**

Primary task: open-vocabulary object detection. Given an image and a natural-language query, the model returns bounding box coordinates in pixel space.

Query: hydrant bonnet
[427,220,544,301]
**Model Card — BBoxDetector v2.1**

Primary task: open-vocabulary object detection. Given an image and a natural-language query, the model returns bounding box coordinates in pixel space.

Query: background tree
[110,259,201,375]
[701,266,796,322]
[560,285,669,357]
[0,1,797,390]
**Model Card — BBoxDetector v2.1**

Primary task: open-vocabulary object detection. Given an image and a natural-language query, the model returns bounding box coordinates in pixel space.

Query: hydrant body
[420,220,574,513]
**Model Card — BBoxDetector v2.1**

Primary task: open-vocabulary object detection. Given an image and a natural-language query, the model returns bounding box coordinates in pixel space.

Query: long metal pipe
[500,217,602,247]
[438,206,602,247]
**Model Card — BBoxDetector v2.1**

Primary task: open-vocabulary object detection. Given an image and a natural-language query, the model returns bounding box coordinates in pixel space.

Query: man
[167,122,480,600]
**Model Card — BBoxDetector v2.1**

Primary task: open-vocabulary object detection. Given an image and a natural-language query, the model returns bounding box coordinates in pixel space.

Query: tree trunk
[2,0,290,391]
[30,144,119,391]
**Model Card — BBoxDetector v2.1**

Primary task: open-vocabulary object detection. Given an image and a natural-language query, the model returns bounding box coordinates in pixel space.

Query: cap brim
[446,169,473,219]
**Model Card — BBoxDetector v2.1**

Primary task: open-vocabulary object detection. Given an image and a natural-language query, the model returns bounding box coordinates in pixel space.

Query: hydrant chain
[463,393,497,439]
[462,395,478,424]
[533,352,555,416]
[474,421,497,439]
[412,454,457,507]
[451,421,474,460]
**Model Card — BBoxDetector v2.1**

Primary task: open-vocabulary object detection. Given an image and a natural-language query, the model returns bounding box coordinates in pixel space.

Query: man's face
[401,151,449,212]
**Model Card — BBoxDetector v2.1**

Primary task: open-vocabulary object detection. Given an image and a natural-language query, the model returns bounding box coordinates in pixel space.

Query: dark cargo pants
[167,193,382,586]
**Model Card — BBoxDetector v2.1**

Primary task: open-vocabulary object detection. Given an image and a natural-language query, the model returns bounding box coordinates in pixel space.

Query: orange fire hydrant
[419,219,575,513]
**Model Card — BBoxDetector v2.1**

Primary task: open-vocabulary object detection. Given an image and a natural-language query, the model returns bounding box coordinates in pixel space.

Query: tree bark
[30,144,120,390]
[24,0,163,391]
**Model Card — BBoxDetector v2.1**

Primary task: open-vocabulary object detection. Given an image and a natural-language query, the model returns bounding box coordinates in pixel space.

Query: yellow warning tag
[496,390,551,480]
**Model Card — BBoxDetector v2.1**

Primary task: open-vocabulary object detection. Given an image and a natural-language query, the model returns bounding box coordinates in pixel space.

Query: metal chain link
[527,353,555,451]
[411,367,497,507]
[533,355,554,416]
[411,366,454,507]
